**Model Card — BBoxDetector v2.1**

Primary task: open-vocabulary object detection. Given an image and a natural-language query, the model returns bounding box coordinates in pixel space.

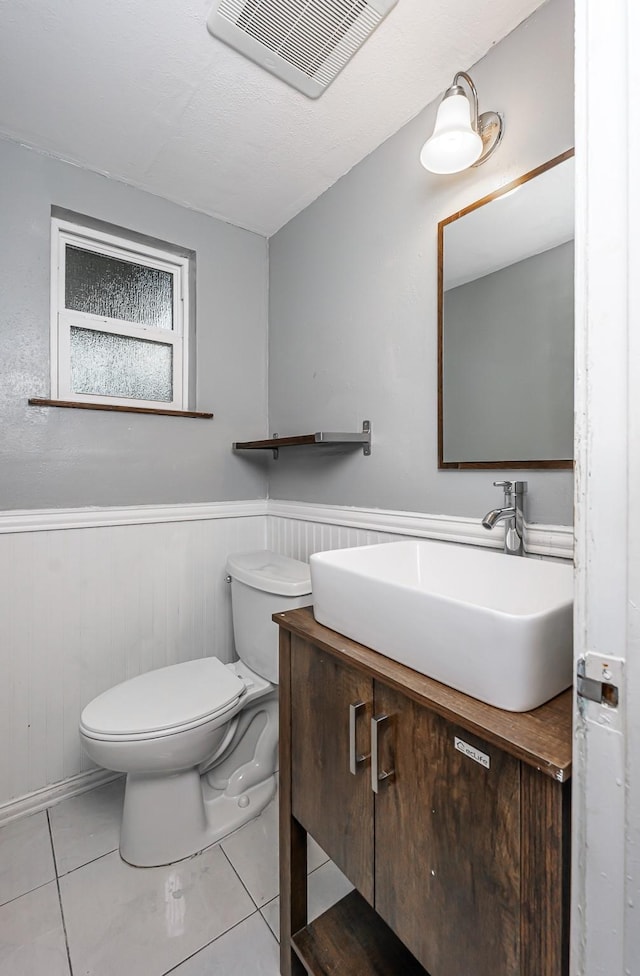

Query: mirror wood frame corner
[437,148,575,471]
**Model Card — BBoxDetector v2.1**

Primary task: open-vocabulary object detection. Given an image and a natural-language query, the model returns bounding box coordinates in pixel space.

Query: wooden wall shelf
[233,421,371,458]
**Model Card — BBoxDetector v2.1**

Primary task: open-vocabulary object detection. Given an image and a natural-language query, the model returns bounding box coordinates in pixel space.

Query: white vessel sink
[310,540,573,712]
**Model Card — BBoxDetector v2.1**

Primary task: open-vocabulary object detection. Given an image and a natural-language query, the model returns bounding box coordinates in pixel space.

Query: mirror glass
[438,151,574,469]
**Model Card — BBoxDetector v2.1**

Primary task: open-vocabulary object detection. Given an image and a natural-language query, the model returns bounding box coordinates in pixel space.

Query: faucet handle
[493,480,512,490]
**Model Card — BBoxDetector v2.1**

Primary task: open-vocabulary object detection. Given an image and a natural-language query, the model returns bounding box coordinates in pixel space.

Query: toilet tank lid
[226,550,311,596]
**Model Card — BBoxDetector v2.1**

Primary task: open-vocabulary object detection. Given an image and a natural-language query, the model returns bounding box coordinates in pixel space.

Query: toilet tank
[226,550,312,683]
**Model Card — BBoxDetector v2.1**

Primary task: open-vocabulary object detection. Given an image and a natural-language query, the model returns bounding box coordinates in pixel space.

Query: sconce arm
[451,70,479,132]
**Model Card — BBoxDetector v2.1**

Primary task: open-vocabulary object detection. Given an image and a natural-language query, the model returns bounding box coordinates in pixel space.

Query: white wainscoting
[0,503,267,821]
[267,499,574,562]
[0,497,572,822]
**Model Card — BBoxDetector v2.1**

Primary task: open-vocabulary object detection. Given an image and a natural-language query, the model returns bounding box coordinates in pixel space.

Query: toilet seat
[80,658,246,742]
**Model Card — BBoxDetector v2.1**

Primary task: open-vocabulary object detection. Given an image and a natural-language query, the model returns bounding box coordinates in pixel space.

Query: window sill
[28,398,213,419]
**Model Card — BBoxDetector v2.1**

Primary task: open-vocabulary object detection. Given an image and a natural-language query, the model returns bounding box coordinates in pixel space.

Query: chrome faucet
[481,481,527,556]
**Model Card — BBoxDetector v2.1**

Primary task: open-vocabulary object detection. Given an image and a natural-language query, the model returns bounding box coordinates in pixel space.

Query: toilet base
[120,769,277,867]
[202,774,276,846]
[119,694,279,867]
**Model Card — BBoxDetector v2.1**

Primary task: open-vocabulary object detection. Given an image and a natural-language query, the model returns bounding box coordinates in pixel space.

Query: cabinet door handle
[371,714,395,793]
[349,701,370,775]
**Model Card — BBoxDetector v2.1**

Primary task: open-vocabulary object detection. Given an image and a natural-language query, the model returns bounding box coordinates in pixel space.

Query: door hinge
[576,658,619,707]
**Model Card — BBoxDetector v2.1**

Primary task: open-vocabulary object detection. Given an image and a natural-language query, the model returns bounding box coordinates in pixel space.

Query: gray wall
[268,0,574,525]
[0,137,269,509]
[443,241,574,463]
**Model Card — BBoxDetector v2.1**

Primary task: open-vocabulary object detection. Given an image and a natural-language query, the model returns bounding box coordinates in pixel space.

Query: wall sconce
[419,71,503,175]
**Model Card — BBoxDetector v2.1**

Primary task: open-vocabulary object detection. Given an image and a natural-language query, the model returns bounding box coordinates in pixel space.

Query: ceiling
[0,0,547,237]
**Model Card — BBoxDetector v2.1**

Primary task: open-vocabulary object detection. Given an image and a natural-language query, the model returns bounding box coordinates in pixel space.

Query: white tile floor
[0,778,353,976]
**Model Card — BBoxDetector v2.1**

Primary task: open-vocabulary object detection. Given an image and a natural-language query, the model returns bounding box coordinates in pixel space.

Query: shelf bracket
[313,419,371,455]
[362,420,371,456]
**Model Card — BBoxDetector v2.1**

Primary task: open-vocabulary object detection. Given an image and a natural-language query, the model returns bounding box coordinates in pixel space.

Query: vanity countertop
[275,606,573,782]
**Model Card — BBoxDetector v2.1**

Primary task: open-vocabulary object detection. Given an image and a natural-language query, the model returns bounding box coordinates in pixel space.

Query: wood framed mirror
[437,149,574,470]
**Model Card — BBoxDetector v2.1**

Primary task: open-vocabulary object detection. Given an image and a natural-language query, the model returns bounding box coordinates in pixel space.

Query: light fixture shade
[419,92,483,174]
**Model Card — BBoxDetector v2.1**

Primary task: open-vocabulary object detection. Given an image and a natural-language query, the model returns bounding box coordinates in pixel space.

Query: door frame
[573,2,640,972]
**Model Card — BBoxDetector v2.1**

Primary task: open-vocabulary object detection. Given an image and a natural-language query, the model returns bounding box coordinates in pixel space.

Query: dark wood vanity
[277,606,572,976]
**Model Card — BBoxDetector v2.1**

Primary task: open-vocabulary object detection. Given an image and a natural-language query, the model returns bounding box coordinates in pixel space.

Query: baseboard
[0,768,122,826]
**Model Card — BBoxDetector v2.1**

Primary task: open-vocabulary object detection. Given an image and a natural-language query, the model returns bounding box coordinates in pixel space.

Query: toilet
[79,550,311,867]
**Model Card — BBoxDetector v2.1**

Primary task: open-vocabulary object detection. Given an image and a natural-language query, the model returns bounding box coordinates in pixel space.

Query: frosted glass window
[65,245,173,330]
[70,327,173,402]
[52,216,190,408]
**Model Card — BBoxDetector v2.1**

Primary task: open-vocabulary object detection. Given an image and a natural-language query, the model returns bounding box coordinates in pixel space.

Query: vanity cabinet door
[373,682,521,976]
[290,636,375,903]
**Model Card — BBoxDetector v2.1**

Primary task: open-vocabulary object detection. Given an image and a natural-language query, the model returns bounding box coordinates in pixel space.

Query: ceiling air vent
[206,0,398,98]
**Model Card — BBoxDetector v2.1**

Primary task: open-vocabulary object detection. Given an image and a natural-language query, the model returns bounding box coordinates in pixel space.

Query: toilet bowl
[79,550,311,867]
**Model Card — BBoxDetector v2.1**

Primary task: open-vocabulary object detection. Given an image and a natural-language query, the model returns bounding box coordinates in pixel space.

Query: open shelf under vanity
[292,890,427,975]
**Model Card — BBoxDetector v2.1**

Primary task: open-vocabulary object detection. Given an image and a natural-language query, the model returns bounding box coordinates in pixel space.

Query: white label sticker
[454,737,490,769]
